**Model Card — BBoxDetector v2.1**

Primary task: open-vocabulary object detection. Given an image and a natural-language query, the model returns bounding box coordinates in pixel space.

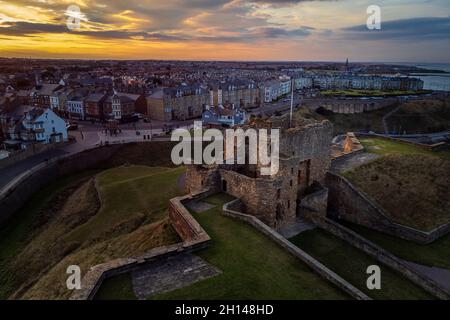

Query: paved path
[331,152,381,174]
[131,253,221,299]
[404,260,450,292]
[186,200,216,213]
[279,220,316,238]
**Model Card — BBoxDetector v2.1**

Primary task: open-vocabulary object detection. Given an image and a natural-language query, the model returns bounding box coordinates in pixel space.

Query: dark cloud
[342,17,450,41]
[0,20,313,42]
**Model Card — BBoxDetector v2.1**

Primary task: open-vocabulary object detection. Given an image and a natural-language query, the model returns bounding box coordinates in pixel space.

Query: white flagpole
[289,79,294,127]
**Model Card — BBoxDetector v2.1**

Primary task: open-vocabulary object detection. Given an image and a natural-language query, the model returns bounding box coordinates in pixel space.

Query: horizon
[1,57,450,66]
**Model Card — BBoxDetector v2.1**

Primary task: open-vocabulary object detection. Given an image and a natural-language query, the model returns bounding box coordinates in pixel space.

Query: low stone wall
[71,191,212,300]
[308,215,450,300]
[169,191,213,244]
[0,139,74,169]
[222,199,370,300]
[303,97,398,114]
[326,172,450,244]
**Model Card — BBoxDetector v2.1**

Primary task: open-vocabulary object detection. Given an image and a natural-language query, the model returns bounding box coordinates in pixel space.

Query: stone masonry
[186,114,332,231]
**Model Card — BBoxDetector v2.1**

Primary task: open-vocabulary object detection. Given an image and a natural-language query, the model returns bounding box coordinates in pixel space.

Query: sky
[0,0,449,62]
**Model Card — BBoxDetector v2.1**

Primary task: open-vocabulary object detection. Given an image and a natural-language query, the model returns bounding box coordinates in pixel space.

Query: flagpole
[289,79,294,128]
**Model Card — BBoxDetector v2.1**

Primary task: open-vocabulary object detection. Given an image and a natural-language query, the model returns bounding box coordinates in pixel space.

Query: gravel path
[331,152,381,174]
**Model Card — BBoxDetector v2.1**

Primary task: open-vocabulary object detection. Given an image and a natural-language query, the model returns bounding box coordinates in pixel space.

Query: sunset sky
[0,0,449,62]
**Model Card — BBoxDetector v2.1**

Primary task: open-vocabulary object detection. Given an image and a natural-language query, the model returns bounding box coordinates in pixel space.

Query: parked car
[66,122,78,131]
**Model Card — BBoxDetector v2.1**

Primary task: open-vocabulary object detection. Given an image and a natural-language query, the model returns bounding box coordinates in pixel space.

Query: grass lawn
[153,194,349,300]
[321,89,431,97]
[359,137,450,160]
[65,165,184,243]
[95,273,137,300]
[290,229,433,300]
[0,165,184,300]
[343,222,450,270]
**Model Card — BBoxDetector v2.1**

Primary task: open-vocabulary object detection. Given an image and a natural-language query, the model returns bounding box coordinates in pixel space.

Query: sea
[397,62,450,91]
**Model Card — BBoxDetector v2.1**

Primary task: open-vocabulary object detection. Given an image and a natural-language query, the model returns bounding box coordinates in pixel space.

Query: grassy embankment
[0,165,184,299]
[386,98,450,134]
[344,138,450,231]
[298,97,450,135]
[341,137,450,269]
[296,106,389,135]
[97,194,350,300]
[290,229,433,300]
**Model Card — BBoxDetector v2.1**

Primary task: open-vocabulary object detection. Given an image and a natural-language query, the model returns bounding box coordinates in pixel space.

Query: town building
[202,106,246,127]
[147,85,209,121]
[209,81,261,109]
[67,95,86,120]
[103,92,135,120]
[0,106,68,149]
[84,93,107,121]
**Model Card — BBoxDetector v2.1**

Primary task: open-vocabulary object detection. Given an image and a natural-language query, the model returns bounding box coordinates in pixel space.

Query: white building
[279,76,292,96]
[264,80,281,103]
[21,107,68,146]
[67,96,85,120]
[295,77,313,90]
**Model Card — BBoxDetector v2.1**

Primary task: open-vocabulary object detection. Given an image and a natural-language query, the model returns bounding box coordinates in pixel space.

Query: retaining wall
[0,144,123,226]
[0,139,74,169]
[326,172,450,244]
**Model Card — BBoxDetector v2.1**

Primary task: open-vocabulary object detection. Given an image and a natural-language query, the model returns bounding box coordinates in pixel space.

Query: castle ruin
[186,114,333,230]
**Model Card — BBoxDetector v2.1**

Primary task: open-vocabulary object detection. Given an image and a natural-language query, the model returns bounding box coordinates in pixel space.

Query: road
[0,148,69,190]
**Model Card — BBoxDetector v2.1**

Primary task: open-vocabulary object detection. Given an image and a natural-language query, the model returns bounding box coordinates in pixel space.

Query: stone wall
[185,165,221,195]
[297,186,328,220]
[303,97,398,114]
[326,172,450,244]
[71,190,212,300]
[308,215,450,300]
[169,192,213,244]
[219,169,280,228]
[222,199,370,300]
[0,139,73,169]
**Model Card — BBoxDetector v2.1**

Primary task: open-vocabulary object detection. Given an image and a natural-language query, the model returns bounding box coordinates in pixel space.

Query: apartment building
[147,85,209,121]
